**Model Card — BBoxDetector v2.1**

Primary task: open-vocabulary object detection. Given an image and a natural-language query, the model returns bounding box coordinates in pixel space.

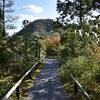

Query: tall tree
[0,0,18,36]
[0,3,3,34]
[56,0,100,28]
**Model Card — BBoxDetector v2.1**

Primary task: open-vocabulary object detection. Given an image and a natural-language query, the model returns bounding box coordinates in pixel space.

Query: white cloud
[7,14,42,36]
[60,0,74,2]
[7,29,20,36]
[17,7,21,10]
[22,4,43,14]
[60,0,65,1]
[92,10,100,16]
[18,14,35,21]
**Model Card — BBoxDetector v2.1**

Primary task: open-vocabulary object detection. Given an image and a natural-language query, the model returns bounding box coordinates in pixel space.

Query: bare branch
[6,24,16,30]
[5,9,14,13]
[5,0,14,8]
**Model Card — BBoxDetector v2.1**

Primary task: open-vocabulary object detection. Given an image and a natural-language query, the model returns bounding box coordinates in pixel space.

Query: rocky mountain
[17,19,54,38]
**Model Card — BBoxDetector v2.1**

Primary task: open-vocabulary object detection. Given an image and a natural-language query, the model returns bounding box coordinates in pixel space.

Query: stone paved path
[26,58,68,100]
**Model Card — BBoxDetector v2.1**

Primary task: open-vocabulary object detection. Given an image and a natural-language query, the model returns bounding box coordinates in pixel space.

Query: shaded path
[26,58,68,100]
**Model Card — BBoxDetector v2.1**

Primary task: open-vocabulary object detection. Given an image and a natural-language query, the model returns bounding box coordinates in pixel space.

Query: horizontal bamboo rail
[66,68,91,100]
[59,57,91,100]
[2,55,46,100]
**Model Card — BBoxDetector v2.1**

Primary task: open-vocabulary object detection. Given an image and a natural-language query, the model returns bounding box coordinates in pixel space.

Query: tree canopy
[0,0,18,36]
[56,0,100,27]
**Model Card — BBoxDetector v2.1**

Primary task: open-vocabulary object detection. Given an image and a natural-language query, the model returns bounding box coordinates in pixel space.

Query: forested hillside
[17,19,55,38]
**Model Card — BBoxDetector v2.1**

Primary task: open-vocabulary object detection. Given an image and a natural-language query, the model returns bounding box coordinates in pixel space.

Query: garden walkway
[26,58,68,100]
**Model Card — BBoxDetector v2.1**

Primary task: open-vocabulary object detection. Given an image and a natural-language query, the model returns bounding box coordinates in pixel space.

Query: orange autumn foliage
[44,37,61,56]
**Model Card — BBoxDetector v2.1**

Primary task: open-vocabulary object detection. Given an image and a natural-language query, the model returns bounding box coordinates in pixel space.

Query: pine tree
[0,4,3,34]
[56,0,100,28]
[0,0,18,36]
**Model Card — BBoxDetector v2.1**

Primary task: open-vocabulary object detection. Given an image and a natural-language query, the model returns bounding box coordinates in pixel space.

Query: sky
[7,0,60,36]
[7,0,100,36]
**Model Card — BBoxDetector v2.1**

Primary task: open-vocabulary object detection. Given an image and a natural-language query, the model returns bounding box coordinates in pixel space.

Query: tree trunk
[3,0,6,36]
[79,0,83,28]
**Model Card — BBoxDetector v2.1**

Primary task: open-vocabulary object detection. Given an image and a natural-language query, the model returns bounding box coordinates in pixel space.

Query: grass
[46,55,58,59]
[20,67,44,100]
[0,76,13,83]
[59,70,100,100]
[59,67,90,100]
[63,82,87,100]
[1,61,45,100]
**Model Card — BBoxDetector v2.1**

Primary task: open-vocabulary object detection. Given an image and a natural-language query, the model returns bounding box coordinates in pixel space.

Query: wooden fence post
[2,56,46,100]
[35,66,37,70]
[29,71,32,79]
[16,85,20,100]
[74,82,78,95]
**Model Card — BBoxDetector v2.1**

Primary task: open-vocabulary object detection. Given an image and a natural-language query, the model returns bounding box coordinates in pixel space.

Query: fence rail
[59,57,91,100]
[2,55,46,100]
[65,66,91,100]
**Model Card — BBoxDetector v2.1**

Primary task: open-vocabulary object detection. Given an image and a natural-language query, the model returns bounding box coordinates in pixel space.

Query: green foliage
[17,19,55,39]
[59,67,71,83]
[0,36,11,71]
[58,45,68,58]
[58,28,100,99]
[59,30,82,58]
[49,30,60,38]
[0,24,46,98]
[56,0,100,27]
[0,81,14,99]
[0,49,9,67]
[56,1,100,99]
[59,55,100,99]
[81,22,91,33]
[0,0,18,36]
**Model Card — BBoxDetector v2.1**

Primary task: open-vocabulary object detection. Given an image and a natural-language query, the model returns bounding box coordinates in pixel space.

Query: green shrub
[0,81,14,99]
